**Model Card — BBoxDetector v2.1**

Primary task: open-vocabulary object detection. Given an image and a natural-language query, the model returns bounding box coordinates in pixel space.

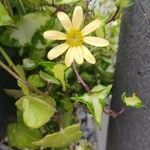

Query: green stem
[0,46,25,79]
[0,60,26,84]
[0,60,43,95]
[18,0,26,14]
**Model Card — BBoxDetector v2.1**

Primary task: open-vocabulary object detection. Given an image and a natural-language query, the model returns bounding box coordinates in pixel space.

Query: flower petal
[74,46,84,64]
[81,19,101,36]
[84,36,109,47]
[47,43,69,60]
[72,6,83,29]
[57,11,73,31]
[82,45,96,64]
[65,47,76,67]
[43,30,66,41]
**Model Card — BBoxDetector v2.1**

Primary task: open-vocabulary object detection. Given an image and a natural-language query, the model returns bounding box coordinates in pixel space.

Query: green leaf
[122,92,143,108]
[54,0,80,4]
[23,58,38,70]
[38,61,55,68]
[72,85,112,126]
[15,96,55,128]
[39,70,60,85]
[52,64,67,91]
[28,74,46,88]
[10,12,50,46]
[30,94,56,107]
[33,124,83,148]
[4,89,23,99]
[0,2,14,26]
[91,99,103,125]
[7,121,42,149]
[17,80,30,95]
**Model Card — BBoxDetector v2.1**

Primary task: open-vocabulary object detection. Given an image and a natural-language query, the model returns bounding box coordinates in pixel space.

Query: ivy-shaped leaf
[10,12,50,46]
[122,92,143,108]
[15,96,55,128]
[0,2,14,26]
[33,124,83,148]
[7,121,42,149]
[52,64,67,91]
[72,85,112,126]
[28,74,46,88]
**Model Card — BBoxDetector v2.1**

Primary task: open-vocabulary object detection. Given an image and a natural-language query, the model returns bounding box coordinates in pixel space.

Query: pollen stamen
[66,28,83,47]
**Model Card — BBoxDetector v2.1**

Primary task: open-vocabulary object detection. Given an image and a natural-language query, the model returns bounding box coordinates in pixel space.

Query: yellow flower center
[66,28,83,47]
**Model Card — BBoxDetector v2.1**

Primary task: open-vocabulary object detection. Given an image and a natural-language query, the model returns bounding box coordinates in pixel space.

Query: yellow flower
[43,6,109,67]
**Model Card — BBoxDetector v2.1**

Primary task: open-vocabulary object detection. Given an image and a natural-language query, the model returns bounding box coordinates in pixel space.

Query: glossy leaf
[33,124,83,148]
[15,96,55,128]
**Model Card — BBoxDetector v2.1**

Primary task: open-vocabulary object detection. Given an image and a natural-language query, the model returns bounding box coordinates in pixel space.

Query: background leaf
[52,64,67,91]
[16,96,55,128]
[7,121,42,149]
[0,2,14,26]
[33,124,83,148]
[28,74,46,88]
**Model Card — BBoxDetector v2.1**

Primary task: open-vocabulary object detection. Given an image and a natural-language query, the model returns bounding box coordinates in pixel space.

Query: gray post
[107,0,150,150]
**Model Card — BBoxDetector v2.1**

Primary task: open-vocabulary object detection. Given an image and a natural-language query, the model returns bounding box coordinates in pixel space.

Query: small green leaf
[4,89,23,99]
[122,92,143,108]
[15,96,55,128]
[38,61,55,68]
[7,121,42,149]
[28,74,46,88]
[39,70,60,85]
[23,58,38,70]
[72,85,112,126]
[91,99,103,125]
[52,64,67,91]
[33,124,83,148]
[0,2,14,26]
[17,80,30,95]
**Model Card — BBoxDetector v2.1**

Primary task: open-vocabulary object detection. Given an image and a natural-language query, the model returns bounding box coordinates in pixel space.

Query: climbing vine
[0,0,142,149]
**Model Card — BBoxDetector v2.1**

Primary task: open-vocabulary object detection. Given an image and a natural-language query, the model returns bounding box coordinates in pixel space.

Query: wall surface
[107,0,150,150]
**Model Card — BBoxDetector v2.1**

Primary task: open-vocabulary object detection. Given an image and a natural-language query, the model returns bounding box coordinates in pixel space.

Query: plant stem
[72,62,91,93]
[106,6,120,24]
[0,47,25,79]
[0,60,43,95]
[104,106,126,118]
[18,0,26,14]
[0,60,26,84]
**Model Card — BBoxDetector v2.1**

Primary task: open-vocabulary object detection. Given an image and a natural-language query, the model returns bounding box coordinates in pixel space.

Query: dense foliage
[0,0,142,149]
